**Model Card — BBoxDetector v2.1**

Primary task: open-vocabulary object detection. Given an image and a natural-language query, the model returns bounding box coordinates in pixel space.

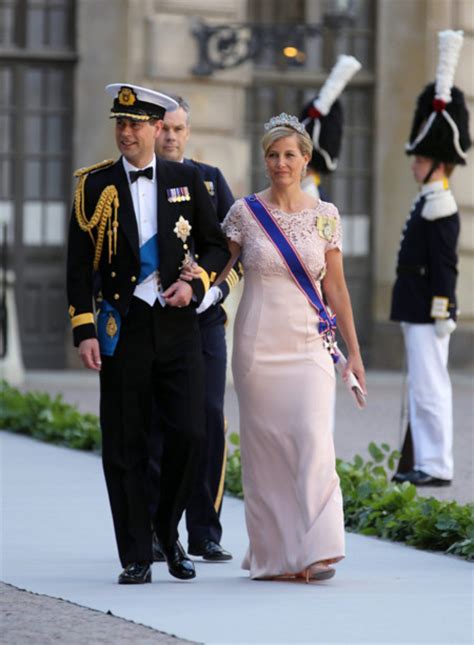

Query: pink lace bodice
[222,197,342,280]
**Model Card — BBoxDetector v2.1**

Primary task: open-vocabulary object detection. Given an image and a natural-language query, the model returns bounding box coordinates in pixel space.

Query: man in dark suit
[152,96,242,562]
[67,83,230,584]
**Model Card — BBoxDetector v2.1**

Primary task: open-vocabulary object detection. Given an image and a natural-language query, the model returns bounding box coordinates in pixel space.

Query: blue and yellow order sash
[243,194,339,362]
[97,234,160,356]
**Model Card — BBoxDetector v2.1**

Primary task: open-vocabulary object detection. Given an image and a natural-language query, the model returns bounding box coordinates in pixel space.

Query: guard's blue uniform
[391,183,459,324]
[390,181,459,481]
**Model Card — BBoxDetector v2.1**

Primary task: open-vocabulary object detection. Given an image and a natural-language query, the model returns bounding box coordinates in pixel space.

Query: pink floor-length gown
[223,197,345,579]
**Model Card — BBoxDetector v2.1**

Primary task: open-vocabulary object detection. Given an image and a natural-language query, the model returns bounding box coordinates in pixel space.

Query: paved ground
[0,582,196,645]
[1,432,472,645]
[1,369,473,644]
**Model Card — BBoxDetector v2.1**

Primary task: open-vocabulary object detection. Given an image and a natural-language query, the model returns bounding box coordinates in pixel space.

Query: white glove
[196,286,222,314]
[434,318,457,338]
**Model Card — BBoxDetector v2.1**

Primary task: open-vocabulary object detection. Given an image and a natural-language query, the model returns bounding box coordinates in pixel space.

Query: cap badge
[167,186,191,203]
[118,87,137,107]
[316,215,337,242]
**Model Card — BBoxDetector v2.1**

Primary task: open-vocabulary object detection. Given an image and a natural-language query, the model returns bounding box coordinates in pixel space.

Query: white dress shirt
[122,155,165,306]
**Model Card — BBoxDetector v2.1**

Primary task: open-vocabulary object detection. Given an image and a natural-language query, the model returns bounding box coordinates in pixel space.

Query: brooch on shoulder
[315,215,337,242]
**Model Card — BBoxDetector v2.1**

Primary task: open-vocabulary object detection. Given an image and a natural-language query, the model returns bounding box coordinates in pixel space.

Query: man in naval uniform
[391,30,471,487]
[152,95,242,562]
[67,83,230,584]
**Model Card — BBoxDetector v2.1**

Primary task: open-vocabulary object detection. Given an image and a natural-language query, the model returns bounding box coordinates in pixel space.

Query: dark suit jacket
[183,158,241,307]
[390,194,459,323]
[67,156,230,346]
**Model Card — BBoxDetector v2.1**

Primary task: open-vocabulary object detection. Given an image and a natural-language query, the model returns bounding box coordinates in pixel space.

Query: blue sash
[138,233,159,283]
[97,234,160,356]
[243,194,339,362]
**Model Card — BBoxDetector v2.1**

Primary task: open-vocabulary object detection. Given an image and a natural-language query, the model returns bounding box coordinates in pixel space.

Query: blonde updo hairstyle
[261,125,313,159]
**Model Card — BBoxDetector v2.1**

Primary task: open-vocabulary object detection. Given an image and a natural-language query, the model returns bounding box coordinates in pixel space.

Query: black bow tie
[129,167,153,183]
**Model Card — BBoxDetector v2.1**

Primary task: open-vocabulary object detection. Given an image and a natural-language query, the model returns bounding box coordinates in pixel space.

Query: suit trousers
[100,297,204,567]
[402,322,453,479]
[148,313,227,547]
[185,318,227,547]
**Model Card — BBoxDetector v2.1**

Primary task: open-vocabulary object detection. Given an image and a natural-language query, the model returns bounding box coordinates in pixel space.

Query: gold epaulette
[73,160,119,271]
[74,159,115,178]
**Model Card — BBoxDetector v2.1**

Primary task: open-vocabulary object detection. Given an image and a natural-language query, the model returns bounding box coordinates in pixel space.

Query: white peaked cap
[105,83,178,114]
[314,55,362,116]
[435,30,464,103]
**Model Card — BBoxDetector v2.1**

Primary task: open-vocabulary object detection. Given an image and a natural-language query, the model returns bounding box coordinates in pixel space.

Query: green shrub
[0,381,101,452]
[225,432,474,561]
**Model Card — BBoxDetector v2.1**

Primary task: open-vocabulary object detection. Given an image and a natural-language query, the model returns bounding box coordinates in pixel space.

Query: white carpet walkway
[1,432,472,645]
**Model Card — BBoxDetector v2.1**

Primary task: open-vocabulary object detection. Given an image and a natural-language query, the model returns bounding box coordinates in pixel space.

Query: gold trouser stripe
[226,268,238,290]
[214,438,228,513]
[198,266,210,293]
[71,313,95,329]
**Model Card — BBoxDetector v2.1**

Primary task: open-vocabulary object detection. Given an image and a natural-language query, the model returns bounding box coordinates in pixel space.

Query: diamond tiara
[264,113,307,136]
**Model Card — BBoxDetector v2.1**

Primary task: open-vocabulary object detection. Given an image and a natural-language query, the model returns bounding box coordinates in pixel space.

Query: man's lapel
[110,159,139,260]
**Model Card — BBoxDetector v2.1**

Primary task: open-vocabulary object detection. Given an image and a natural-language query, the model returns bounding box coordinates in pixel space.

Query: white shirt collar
[420,180,447,197]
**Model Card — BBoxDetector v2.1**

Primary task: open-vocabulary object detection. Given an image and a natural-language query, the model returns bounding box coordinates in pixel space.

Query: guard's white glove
[196,285,222,314]
[434,318,457,338]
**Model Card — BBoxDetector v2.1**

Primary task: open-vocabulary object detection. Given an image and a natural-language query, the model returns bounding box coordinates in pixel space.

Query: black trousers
[99,297,204,567]
[149,313,227,547]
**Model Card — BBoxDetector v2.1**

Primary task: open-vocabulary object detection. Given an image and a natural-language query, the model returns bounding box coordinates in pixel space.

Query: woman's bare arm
[322,249,367,393]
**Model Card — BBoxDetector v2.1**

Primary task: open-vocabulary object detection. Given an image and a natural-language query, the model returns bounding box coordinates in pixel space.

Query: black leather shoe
[152,531,165,563]
[393,469,451,487]
[161,541,196,580]
[118,562,151,585]
[188,539,233,561]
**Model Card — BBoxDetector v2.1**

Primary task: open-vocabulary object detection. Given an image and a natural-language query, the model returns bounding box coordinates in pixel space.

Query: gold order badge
[118,87,137,106]
[315,215,337,242]
[106,313,118,338]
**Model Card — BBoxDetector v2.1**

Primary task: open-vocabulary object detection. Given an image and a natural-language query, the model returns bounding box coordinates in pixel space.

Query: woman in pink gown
[222,114,366,581]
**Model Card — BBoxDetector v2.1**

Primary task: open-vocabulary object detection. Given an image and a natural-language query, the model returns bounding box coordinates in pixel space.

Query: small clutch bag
[334,350,367,409]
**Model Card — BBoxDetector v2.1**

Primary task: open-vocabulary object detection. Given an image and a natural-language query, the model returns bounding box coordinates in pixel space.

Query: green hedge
[0,381,101,452]
[1,381,473,560]
[226,433,474,561]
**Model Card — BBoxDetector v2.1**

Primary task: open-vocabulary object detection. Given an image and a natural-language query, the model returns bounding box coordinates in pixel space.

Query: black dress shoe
[161,541,196,580]
[393,469,451,487]
[188,539,233,561]
[118,562,151,585]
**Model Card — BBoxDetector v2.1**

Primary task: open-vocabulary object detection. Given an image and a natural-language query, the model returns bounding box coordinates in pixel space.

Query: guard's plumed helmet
[406,30,471,165]
[300,55,361,174]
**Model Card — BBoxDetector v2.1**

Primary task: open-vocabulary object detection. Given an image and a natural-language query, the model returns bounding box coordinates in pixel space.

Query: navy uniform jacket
[67,157,230,346]
[184,158,243,324]
[390,181,459,324]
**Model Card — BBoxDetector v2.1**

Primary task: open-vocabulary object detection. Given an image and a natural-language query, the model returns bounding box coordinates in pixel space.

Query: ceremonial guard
[299,55,361,200]
[67,84,230,584]
[153,96,242,562]
[391,31,471,486]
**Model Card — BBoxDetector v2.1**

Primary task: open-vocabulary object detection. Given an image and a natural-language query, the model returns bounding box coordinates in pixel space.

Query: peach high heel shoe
[299,563,336,583]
